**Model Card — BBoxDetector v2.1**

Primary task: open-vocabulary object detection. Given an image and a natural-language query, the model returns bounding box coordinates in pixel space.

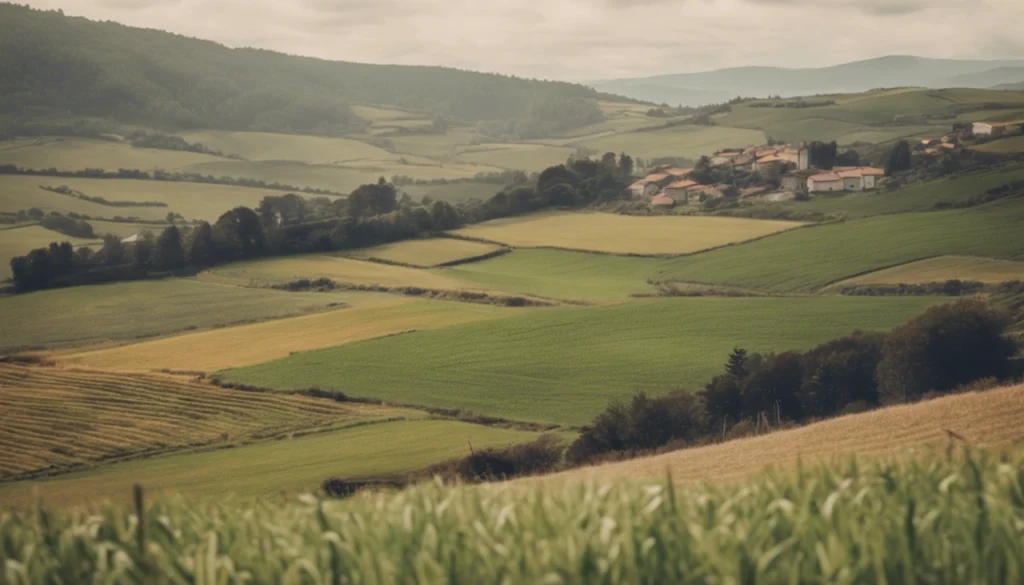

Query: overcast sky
[22,0,1024,81]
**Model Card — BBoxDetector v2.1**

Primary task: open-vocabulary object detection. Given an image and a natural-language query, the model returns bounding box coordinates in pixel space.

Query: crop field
[452,211,802,255]
[66,295,514,372]
[576,125,766,160]
[0,364,406,479]
[176,130,397,164]
[974,134,1024,154]
[87,221,168,238]
[568,382,1024,483]
[661,196,1024,293]
[202,255,484,291]
[771,165,1024,220]
[220,296,942,425]
[0,137,226,171]
[0,225,100,278]
[345,238,504,267]
[0,174,284,222]
[5,446,1022,584]
[832,255,1024,288]
[443,249,661,301]
[0,279,341,352]
[453,143,576,172]
[0,419,540,507]
[386,130,485,158]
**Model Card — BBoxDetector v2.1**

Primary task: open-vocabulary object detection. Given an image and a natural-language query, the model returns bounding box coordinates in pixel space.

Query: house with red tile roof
[663,180,699,203]
[651,193,675,207]
[809,167,884,192]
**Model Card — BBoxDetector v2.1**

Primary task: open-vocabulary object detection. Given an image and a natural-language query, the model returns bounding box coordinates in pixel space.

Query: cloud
[19,0,1024,80]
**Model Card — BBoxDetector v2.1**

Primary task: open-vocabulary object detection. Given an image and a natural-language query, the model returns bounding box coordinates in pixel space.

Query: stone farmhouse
[806,167,885,193]
[972,121,1024,137]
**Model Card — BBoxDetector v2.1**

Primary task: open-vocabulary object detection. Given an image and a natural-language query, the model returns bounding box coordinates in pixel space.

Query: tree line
[9,153,636,291]
[567,300,1020,465]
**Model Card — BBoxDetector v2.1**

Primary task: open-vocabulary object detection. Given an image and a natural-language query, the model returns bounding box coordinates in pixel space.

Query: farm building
[731,155,755,173]
[629,180,660,199]
[710,151,741,166]
[688,184,728,202]
[973,121,1024,136]
[740,186,770,198]
[663,180,698,203]
[807,172,843,192]
[808,167,884,192]
[644,172,674,187]
[650,193,675,207]
[777,147,810,170]
[781,171,812,192]
[754,154,786,173]
[664,167,693,180]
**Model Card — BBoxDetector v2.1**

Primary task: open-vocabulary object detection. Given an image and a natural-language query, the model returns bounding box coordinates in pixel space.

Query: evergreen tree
[725,348,749,378]
[153,226,185,270]
[188,222,216,266]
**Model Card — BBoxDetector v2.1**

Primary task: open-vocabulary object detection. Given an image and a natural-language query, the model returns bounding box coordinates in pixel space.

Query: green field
[0,279,345,352]
[345,238,503,267]
[8,447,1021,584]
[661,197,1024,293]
[0,136,225,171]
[454,143,576,172]
[770,165,1024,220]
[576,125,766,160]
[401,181,500,203]
[974,134,1024,154]
[221,296,942,425]
[452,211,802,255]
[443,249,661,301]
[0,174,285,222]
[177,130,398,164]
[0,419,540,507]
[0,225,100,279]
[832,255,1024,287]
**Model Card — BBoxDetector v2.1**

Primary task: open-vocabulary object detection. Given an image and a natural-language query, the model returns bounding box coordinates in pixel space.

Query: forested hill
[0,4,613,136]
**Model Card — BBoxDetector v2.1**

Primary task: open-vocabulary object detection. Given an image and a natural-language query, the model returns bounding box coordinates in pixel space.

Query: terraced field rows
[0,365,402,478]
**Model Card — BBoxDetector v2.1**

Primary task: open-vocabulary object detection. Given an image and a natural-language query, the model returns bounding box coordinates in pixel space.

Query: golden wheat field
[344,238,504,267]
[0,364,409,479]
[452,211,803,255]
[556,383,1024,485]
[65,296,514,372]
[832,255,1024,287]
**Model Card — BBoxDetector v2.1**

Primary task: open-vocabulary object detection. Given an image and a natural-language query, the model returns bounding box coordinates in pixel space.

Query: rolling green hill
[220,296,942,426]
[0,4,614,137]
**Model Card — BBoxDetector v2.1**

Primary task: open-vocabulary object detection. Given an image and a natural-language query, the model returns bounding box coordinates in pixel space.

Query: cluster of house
[628,143,887,206]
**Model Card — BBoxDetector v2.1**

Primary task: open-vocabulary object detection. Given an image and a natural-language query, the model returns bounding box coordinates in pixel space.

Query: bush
[427,434,566,482]
[40,214,94,238]
[877,300,1015,403]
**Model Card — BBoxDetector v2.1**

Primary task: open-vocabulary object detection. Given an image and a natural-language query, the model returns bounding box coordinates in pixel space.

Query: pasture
[0,225,99,279]
[0,136,225,172]
[344,238,504,267]
[66,295,514,372]
[443,249,661,301]
[0,364,406,479]
[660,197,1024,293]
[452,211,802,255]
[201,255,483,291]
[974,135,1024,154]
[400,181,500,203]
[0,174,284,222]
[220,296,943,426]
[0,279,342,352]
[830,255,1024,287]
[176,130,396,164]
[576,125,766,160]
[0,419,541,507]
[454,143,576,172]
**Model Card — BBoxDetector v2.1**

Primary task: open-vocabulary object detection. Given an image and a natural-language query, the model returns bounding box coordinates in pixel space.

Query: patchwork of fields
[344,238,505,267]
[220,296,944,426]
[453,211,803,255]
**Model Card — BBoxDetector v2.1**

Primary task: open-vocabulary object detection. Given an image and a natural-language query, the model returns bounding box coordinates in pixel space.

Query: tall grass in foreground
[2,451,1023,584]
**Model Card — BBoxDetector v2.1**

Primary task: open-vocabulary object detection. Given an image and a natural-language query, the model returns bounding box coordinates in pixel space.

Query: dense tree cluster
[0,4,609,137]
[568,300,1017,464]
[8,153,635,291]
[808,141,839,170]
[885,140,914,175]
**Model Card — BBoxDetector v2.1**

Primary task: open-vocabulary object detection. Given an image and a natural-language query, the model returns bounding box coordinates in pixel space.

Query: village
[629,118,1024,208]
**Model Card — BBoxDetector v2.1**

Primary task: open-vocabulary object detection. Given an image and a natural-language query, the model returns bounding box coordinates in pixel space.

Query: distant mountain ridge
[593,56,1024,106]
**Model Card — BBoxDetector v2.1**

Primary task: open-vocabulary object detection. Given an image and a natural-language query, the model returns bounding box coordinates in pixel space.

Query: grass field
[0,279,343,352]
[0,137,225,171]
[576,125,766,160]
[0,174,284,222]
[400,181,500,203]
[566,382,1024,484]
[661,197,1024,293]
[344,238,504,267]
[177,130,397,164]
[452,211,802,255]
[453,143,576,172]
[220,296,943,425]
[831,255,1024,288]
[770,165,1024,220]
[201,255,483,291]
[87,220,167,238]
[0,364,407,479]
[6,441,1021,583]
[0,225,99,278]
[0,419,540,507]
[974,134,1024,154]
[443,249,661,301]
[66,296,514,372]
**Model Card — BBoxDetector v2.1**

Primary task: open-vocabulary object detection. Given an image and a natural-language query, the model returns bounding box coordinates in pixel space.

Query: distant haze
[17,0,1024,81]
